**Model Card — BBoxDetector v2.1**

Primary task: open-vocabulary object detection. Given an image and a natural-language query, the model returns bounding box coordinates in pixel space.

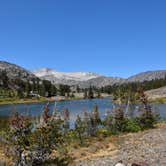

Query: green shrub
[75,115,86,145]
[138,111,159,130]
[3,105,72,166]
[124,118,141,132]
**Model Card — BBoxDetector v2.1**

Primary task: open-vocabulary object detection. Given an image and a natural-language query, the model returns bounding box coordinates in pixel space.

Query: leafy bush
[75,115,86,145]
[102,90,159,134]
[114,107,126,132]
[31,117,71,165]
[124,118,141,132]
[103,114,118,135]
[138,111,159,130]
[4,111,32,165]
[3,105,71,166]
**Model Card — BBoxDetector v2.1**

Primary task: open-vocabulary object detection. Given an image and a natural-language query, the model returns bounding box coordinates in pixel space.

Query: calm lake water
[0,98,166,124]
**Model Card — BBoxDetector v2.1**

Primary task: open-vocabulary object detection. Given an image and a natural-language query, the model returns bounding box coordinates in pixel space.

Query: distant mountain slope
[32,68,166,88]
[127,70,166,83]
[79,76,125,88]
[145,86,166,99]
[1,61,166,88]
[32,68,125,87]
[32,68,101,81]
[0,61,37,81]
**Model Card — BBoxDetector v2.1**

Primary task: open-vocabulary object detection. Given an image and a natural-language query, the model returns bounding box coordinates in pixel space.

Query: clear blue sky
[0,0,166,78]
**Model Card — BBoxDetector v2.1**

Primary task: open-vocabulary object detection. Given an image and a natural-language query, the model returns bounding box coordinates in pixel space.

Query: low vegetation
[0,90,160,165]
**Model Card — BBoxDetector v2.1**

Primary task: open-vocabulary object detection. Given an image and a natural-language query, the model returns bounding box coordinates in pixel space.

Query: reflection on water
[0,98,166,129]
[0,98,113,119]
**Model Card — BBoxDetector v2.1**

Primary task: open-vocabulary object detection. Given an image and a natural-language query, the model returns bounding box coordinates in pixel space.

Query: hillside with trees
[100,75,166,97]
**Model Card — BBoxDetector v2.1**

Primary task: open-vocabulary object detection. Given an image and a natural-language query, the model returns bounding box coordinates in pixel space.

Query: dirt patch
[76,122,166,166]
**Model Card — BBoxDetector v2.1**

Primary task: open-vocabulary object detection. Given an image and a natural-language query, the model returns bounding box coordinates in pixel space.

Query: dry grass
[68,135,118,163]
[1,122,165,166]
[69,122,166,165]
[0,96,56,105]
[0,147,13,166]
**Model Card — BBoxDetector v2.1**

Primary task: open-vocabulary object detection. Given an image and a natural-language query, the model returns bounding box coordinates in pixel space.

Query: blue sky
[0,0,166,78]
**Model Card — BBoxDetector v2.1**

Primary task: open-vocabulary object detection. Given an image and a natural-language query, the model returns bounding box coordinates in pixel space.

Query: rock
[131,162,148,166]
[114,161,126,166]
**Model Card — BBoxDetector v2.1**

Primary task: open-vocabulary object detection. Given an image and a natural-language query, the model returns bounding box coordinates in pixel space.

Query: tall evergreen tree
[88,86,94,99]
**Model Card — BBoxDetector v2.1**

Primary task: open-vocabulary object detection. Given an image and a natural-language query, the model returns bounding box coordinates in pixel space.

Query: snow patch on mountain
[32,68,101,81]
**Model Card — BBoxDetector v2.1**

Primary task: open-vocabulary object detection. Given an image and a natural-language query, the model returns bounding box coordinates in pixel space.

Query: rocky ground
[1,123,166,166]
[145,86,166,100]
[75,123,166,166]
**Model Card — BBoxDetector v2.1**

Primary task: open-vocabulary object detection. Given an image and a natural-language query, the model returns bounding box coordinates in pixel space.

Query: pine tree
[137,89,158,129]
[88,86,94,99]
[0,70,9,88]
[75,115,85,145]
[89,104,101,136]
[84,90,88,99]
[97,90,101,98]
[61,108,70,131]
[39,83,46,97]
[76,85,80,93]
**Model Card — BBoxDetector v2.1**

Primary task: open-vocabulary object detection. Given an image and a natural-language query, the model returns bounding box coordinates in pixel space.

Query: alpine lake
[0,98,166,129]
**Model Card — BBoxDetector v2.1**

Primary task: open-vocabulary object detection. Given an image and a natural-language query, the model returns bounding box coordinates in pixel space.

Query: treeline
[1,69,166,100]
[0,70,72,98]
[0,76,57,98]
[77,76,166,99]
[100,76,166,95]
[83,86,101,99]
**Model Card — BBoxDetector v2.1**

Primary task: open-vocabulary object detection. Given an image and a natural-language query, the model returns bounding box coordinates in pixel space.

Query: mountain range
[1,61,166,88]
[31,68,124,87]
[32,68,166,87]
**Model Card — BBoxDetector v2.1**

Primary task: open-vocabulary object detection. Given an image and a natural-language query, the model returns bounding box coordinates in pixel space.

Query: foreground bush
[124,118,141,132]
[3,105,71,166]
[137,90,159,129]
[102,90,159,134]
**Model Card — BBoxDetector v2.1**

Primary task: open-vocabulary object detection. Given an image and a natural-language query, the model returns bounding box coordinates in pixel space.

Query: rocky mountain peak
[0,61,38,81]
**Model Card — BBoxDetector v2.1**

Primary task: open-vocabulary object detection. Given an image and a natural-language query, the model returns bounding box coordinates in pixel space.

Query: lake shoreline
[1,96,166,106]
[0,97,56,106]
[0,96,112,106]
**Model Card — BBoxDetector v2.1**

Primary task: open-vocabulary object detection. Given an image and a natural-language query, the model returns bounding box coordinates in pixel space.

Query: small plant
[42,103,50,123]
[114,107,126,132]
[89,104,101,136]
[61,108,70,131]
[137,89,158,129]
[5,111,32,165]
[103,112,117,134]
[124,118,141,132]
[31,117,70,165]
[75,115,86,145]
